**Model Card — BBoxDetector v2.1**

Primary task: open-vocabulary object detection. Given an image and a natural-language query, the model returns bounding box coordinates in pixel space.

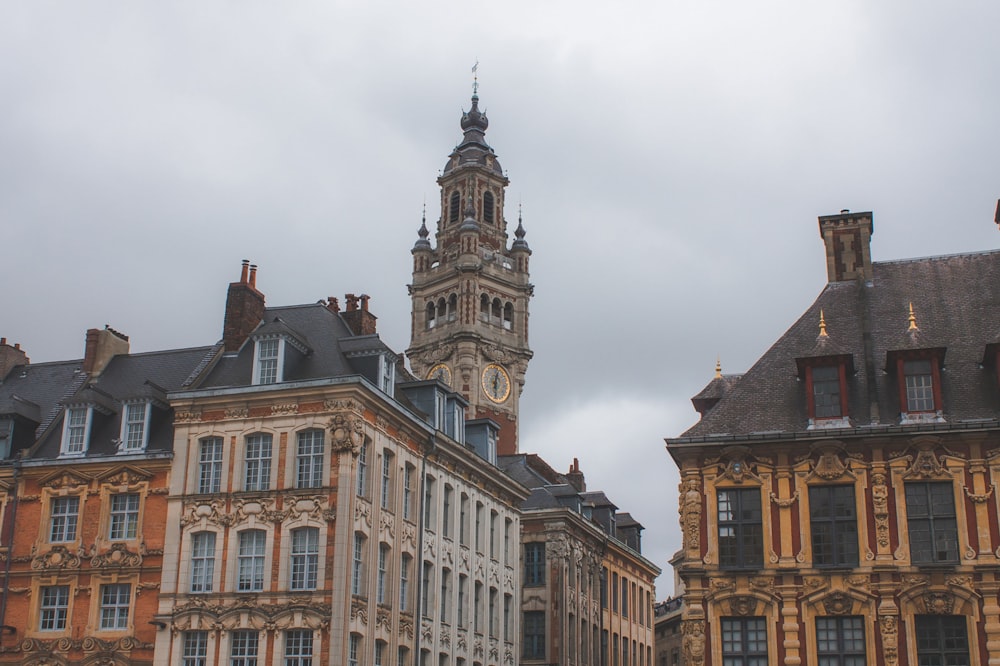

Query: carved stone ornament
[399,614,414,639]
[101,466,153,487]
[681,620,706,666]
[31,545,82,571]
[41,470,90,490]
[225,407,249,419]
[813,449,848,480]
[179,500,227,528]
[871,473,890,548]
[174,410,202,423]
[91,542,142,568]
[329,413,364,455]
[545,535,570,560]
[481,345,513,364]
[350,597,369,625]
[416,344,454,366]
[964,485,994,503]
[923,591,955,615]
[679,478,702,552]
[770,490,799,508]
[729,596,758,616]
[822,592,853,615]
[879,615,899,666]
[271,403,299,416]
[905,447,948,479]
[376,606,392,632]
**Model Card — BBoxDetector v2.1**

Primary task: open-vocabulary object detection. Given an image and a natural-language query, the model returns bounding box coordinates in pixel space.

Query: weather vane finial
[472,59,479,95]
[819,309,828,337]
[715,356,722,378]
[908,302,919,331]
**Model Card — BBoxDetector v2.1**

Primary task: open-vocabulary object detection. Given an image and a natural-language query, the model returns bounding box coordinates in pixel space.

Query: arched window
[448,294,458,322]
[480,295,490,323]
[190,531,216,593]
[503,302,513,330]
[483,191,494,224]
[491,299,502,326]
[426,302,436,329]
[450,192,461,224]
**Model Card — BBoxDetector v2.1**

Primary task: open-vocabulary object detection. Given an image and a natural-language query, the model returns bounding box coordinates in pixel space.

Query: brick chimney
[566,457,587,493]
[0,338,29,380]
[82,326,130,376]
[818,210,874,283]
[223,260,266,352]
[341,293,377,336]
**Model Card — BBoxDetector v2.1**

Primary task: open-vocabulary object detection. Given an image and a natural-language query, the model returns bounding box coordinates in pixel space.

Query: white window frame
[295,430,324,489]
[230,629,260,666]
[244,433,273,492]
[182,630,209,666]
[119,400,151,452]
[351,533,365,596]
[252,337,284,385]
[290,527,319,591]
[99,582,131,630]
[49,496,80,543]
[237,530,267,592]
[380,354,395,396]
[39,585,69,631]
[284,629,313,666]
[108,493,140,541]
[198,437,224,494]
[190,531,216,593]
[377,543,389,604]
[61,406,92,456]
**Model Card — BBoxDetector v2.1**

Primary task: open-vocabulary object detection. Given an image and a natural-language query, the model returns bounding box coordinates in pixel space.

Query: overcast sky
[3,1,998,595]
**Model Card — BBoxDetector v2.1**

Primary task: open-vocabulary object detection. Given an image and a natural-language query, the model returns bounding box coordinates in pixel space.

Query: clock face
[427,363,452,386]
[482,364,511,403]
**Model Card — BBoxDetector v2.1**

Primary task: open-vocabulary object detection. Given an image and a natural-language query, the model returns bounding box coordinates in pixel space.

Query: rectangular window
[284,629,313,666]
[290,527,319,591]
[422,562,433,618]
[62,406,90,455]
[490,511,498,559]
[489,587,499,638]
[352,534,366,596]
[460,494,469,545]
[238,530,266,592]
[375,641,386,666]
[458,574,468,627]
[381,452,393,510]
[474,582,483,633]
[424,476,435,530]
[183,631,209,666]
[621,578,628,618]
[525,542,545,586]
[296,430,324,489]
[357,442,369,497]
[505,518,512,561]
[231,630,260,666]
[717,488,763,568]
[504,593,512,642]
[523,610,546,660]
[377,544,389,604]
[39,585,69,631]
[443,485,453,538]
[244,433,272,492]
[816,616,865,665]
[403,464,415,520]
[199,437,224,494]
[721,617,767,666]
[904,359,935,412]
[256,338,279,385]
[397,647,409,666]
[121,402,148,450]
[612,573,618,612]
[348,635,360,666]
[812,366,842,418]
[190,531,216,593]
[475,502,484,552]
[440,568,452,623]
[916,615,969,666]
[109,493,140,540]
[400,554,411,611]
[49,496,80,543]
[809,485,858,567]
[99,583,131,630]
[907,482,959,563]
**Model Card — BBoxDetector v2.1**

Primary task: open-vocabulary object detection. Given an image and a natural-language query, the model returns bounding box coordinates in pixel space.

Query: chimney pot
[327,297,340,313]
[240,259,250,284]
[249,264,258,289]
[0,338,5,346]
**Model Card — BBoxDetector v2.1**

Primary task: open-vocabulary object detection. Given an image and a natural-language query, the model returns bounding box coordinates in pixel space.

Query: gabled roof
[676,250,1000,440]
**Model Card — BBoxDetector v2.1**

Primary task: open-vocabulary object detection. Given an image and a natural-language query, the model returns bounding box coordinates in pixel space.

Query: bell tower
[407,89,533,456]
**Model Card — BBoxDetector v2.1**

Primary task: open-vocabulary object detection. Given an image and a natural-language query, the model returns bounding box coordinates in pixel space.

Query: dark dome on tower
[442,94,504,177]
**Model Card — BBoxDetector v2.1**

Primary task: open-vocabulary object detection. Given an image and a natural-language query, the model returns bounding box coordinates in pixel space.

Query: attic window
[811,366,843,418]
[890,350,944,420]
[904,360,934,412]
[119,401,151,452]
[61,406,92,456]
[253,338,283,385]
[797,354,852,429]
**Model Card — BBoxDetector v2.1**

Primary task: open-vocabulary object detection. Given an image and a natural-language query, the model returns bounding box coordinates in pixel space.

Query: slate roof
[677,250,1000,440]
[197,303,394,389]
[9,346,213,460]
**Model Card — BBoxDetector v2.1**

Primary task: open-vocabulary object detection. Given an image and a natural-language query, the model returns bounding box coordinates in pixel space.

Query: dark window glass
[916,615,969,666]
[721,617,767,666]
[906,482,959,563]
[450,192,461,224]
[717,488,763,568]
[813,365,842,418]
[483,192,495,224]
[810,485,858,567]
[816,616,865,666]
[524,542,545,586]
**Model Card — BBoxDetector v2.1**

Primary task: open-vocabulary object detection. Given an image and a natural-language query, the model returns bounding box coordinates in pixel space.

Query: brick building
[667,208,1000,665]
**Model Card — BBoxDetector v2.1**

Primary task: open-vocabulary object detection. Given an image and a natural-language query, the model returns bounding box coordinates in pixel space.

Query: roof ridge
[875,248,1000,267]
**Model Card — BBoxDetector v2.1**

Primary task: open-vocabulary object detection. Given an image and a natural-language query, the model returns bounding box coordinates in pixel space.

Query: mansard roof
[676,249,1000,441]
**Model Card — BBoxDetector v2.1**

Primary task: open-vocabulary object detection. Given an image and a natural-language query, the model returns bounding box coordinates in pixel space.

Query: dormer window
[253,338,283,385]
[62,406,92,456]
[119,401,151,452]
[797,354,852,428]
[380,354,395,397]
[889,349,945,421]
[812,366,842,418]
